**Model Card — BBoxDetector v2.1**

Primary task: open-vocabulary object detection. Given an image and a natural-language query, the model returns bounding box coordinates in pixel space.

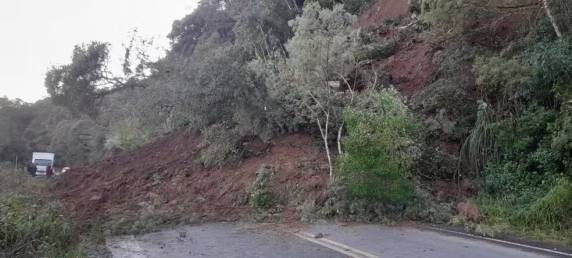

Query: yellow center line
[292,231,380,258]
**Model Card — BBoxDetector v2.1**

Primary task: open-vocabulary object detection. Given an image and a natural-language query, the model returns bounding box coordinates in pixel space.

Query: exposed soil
[465,10,534,50]
[55,132,329,225]
[375,38,435,98]
[356,0,434,98]
[357,0,410,28]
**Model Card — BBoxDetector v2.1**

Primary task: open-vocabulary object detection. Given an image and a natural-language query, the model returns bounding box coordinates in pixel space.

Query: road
[106,223,567,258]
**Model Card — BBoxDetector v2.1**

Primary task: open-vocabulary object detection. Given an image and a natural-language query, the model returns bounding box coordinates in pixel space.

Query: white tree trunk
[324,136,333,177]
[337,123,344,155]
[317,113,333,177]
[542,0,563,38]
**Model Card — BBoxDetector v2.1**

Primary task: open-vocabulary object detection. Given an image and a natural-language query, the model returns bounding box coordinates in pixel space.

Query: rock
[456,199,480,222]
[312,233,324,239]
[89,194,102,201]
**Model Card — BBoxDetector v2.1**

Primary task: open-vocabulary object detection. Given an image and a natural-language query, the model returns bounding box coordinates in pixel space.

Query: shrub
[479,106,560,190]
[336,89,417,204]
[421,0,465,31]
[319,178,403,222]
[415,79,477,122]
[477,104,572,241]
[307,0,376,14]
[198,124,241,168]
[519,39,572,104]
[0,195,84,258]
[519,179,572,231]
[106,117,150,151]
[492,106,557,162]
[473,56,535,105]
[551,111,572,178]
[355,39,397,62]
[250,165,275,209]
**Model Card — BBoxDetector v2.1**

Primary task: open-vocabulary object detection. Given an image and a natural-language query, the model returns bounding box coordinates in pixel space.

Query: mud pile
[56,132,329,224]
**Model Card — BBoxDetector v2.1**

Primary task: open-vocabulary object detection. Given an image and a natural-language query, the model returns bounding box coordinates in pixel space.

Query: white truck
[31,152,55,176]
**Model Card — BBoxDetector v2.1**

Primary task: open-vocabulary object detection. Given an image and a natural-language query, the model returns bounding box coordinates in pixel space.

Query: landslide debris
[55,132,329,229]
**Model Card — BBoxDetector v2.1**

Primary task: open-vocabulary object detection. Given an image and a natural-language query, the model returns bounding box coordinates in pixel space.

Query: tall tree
[167,0,235,58]
[260,3,360,176]
[45,42,108,117]
[230,0,297,57]
[0,98,34,163]
[45,41,150,118]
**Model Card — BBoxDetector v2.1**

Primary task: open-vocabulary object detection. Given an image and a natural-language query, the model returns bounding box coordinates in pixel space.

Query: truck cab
[32,152,55,177]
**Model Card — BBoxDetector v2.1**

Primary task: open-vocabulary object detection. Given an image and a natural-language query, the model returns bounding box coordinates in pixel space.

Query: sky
[0,0,199,103]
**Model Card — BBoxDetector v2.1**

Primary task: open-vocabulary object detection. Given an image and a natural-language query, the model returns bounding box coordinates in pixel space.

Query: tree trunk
[324,136,333,177]
[337,123,344,155]
[542,0,563,38]
[317,113,333,177]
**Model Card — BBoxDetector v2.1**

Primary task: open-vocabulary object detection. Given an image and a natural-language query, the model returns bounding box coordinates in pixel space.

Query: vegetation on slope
[0,0,571,246]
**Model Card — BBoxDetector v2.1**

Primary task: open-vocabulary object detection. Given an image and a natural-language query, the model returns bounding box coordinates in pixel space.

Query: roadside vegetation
[0,0,571,247]
[466,39,572,244]
[420,0,572,244]
[0,165,85,257]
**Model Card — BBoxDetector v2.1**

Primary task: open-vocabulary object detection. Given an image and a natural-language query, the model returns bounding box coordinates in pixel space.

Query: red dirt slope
[358,0,409,27]
[375,38,434,97]
[55,132,328,224]
[357,0,435,98]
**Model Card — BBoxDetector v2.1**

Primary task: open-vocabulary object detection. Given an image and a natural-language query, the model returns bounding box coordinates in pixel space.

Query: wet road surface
[107,223,564,258]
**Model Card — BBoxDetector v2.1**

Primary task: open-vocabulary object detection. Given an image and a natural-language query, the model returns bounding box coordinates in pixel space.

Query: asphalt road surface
[106,223,567,258]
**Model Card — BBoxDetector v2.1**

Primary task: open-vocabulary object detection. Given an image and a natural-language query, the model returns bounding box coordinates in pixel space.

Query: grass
[0,164,86,258]
[0,195,85,258]
[476,179,572,246]
[0,163,49,196]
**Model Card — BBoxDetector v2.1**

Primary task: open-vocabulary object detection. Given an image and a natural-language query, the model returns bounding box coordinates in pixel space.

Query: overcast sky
[0,0,199,103]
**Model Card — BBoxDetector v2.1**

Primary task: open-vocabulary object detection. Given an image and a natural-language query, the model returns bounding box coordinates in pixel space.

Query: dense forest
[1,0,572,247]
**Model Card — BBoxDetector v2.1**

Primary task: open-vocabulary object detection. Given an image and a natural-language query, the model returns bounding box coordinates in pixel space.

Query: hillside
[1,0,571,255]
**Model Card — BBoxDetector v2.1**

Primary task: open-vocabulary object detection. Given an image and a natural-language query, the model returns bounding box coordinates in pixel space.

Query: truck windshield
[34,159,52,166]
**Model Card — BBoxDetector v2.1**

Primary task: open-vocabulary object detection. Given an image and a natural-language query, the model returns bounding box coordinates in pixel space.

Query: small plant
[250,165,275,209]
[252,190,274,210]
